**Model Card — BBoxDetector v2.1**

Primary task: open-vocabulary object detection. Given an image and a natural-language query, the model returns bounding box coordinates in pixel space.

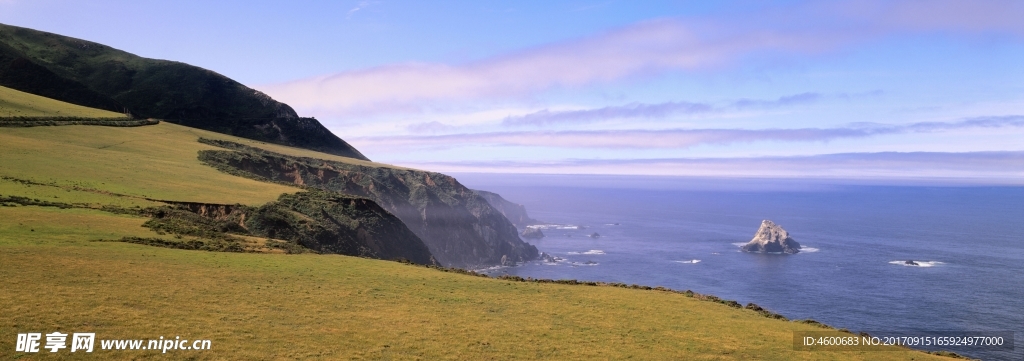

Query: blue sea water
[455,174,1024,361]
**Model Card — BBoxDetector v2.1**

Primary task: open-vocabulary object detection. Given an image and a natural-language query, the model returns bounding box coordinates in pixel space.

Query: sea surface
[454,174,1024,361]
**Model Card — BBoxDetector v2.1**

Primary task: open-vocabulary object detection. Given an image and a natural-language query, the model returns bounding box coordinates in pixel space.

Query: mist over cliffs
[198,139,539,268]
[473,190,542,229]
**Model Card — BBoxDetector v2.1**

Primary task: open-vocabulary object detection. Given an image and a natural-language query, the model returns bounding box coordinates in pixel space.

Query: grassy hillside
[0,121,399,206]
[0,84,127,118]
[0,124,954,359]
[0,22,368,160]
[0,122,302,205]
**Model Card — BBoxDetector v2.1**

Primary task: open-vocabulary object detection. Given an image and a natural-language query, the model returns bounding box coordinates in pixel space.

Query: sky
[3,0,1024,182]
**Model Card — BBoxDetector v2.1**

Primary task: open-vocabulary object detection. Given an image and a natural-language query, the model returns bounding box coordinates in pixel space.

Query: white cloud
[262,0,1024,118]
[348,115,1024,152]
[396,151,1024,183]
[346,1,375,19]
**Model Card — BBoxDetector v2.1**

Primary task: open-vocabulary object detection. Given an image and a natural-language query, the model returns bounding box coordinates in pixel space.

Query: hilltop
[0,22,366,159]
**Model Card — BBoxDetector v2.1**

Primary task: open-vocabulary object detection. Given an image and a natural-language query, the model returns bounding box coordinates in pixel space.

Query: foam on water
[567,250,605,255]
[541,257,568,265]
[674,259,701,264]
[731,242,748,247]
[889,260,944,267]
[473,265,508,273]
[533,224,585,230]
[800,246,820,253]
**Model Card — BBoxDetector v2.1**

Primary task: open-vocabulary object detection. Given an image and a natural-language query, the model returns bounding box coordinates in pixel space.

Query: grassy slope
[0,84,126,118]
[0,124,948,360]
[0,122,396,205]
[0,122,306,205]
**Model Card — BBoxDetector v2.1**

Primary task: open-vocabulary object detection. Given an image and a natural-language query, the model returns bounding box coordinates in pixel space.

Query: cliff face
[198,139,539,268]
[155,192,434,264]
[0,23,367,160]
[520,227,545,239]
[247,192,433,263]
[741,220,801,254]
[473,190,542,229]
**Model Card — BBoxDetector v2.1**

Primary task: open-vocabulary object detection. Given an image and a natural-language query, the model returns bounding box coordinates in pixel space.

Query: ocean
[454,173,1024,361]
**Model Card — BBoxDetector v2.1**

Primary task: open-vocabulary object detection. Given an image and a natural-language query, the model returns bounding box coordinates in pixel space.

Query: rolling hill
[0,22,366,160]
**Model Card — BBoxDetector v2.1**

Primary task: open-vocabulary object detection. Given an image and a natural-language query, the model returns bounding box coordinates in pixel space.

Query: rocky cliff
[150,192,434,263]
[520,227,545,239]
[197,139,538,268]
[741,220,801,254]
[247,192,433,262]
[473,190,542,228]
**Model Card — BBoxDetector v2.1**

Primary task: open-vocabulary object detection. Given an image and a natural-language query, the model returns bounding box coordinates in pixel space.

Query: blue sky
[3,0,1023,182]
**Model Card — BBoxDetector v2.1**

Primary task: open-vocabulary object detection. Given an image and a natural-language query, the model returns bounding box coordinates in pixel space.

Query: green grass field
[0,123,953,360]
[0,122,399,205]
[0,85,127,118]
[0,122,304,205]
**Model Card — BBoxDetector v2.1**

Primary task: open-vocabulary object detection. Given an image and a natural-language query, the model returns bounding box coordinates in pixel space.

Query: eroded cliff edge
[150,192,434,263]
[197,139,538,268]
[473,189,542,229]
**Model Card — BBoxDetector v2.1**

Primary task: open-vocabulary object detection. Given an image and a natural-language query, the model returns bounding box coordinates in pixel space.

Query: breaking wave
[800,247,819,253]
[567,250,605,255]
[473,265,508,273]
[531,224,584,230]
[674,259,701,264]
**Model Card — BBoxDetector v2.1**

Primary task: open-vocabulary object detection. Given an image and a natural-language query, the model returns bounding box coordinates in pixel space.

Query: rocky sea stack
[741,220,801,254]
[521,227,545,239]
